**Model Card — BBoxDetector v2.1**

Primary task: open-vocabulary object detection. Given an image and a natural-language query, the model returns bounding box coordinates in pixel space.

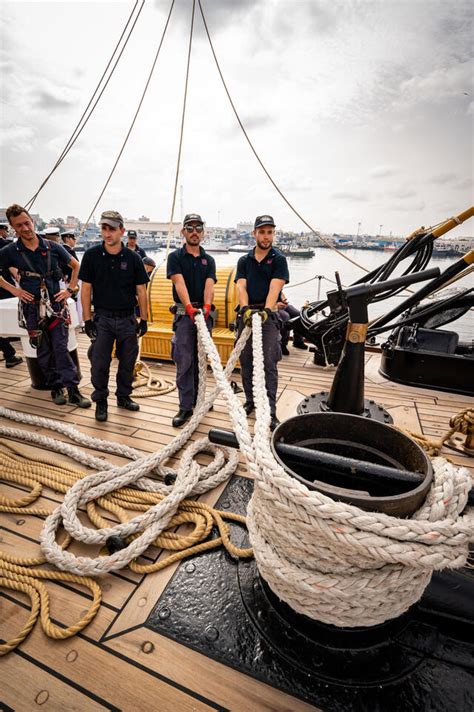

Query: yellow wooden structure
[141,264,239,364]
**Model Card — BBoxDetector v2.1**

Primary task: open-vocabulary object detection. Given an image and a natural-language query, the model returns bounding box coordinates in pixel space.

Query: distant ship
[278,244,315,258]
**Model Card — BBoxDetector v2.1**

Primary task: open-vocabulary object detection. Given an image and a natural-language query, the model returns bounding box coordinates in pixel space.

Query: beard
[256,238,272,250]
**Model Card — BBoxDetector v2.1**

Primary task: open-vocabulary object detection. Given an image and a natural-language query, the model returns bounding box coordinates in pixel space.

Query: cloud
[0,125,35,152]
[370,165,397,178]
[33,90,76,110]
[430,173,459,185]
[331,191,370,202]
[391,201,426,212]
[394,59,474,108]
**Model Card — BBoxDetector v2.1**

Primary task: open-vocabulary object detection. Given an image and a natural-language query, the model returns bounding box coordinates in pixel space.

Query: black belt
[96,308,136,318]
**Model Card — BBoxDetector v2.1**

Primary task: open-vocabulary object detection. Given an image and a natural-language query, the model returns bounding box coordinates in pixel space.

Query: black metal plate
[146,475,474,711]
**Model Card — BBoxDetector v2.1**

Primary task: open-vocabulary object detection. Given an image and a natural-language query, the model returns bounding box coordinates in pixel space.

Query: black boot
[117,396,140,411]
[281,344,290,355]
[243,401,255,416]
[68,386,91,409]
[270,414,280,431]
[5,355,23,368]
[293,337,308,350]
[172,408,193,428]
[95,399,108,422]
[51,388,67,405]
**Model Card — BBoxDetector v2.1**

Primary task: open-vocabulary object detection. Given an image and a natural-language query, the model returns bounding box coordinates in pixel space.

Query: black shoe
[5,356,23,368]
[243,401,255,416]
[67,386,91,409]
[281,345,290,356]
[270,415,280,431]
[51,388,67,405]
[172,408,193,428]
[293,339,308,350]
[95,399,108,422]
[117,396,140,411]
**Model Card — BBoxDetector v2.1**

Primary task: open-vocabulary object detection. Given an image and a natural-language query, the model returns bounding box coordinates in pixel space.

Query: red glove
[185,304,200,321]
[203,303,211,320]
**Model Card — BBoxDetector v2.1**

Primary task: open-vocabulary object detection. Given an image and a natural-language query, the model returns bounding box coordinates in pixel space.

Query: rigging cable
[25,0,145,211]
[81,0,177,231]
[165,0,196,259]
[197,0,370,274]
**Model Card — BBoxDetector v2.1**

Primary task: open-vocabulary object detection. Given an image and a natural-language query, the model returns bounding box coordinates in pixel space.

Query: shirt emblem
[266,259,273,264]
[120,262,128,270]
[201,258,207,265]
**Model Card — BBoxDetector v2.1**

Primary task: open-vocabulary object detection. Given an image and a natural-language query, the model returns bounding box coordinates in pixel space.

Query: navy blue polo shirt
[0,236,73,299]
[235,247,289,304]
[62,243,78,281]
[128,244,147,258]
[167,246,217,304]
[79,243,149,310]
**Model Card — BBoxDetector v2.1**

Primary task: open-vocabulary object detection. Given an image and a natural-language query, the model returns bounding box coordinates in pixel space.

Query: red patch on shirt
[266,259,273,264]
[201,258,207,265]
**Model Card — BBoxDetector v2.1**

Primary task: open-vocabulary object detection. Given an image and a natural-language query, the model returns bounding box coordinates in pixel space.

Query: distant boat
[202,240,229,253]
[279,245,315,258]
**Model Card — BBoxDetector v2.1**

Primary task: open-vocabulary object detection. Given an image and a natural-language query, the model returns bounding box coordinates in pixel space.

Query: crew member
[142,256,156,275]
[167,213,216,427]
[44,226,61,243]
[126,230,146,257]
[0,204,90,406]
[61,230,83,326]
[79,210,149,422]
[0,223,23,368]
[235,215,289,431]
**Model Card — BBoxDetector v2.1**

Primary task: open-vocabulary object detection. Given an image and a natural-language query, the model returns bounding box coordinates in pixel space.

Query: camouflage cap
[100,210,124,229]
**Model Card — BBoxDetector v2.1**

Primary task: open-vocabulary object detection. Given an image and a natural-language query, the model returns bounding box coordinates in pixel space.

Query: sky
[0,0,473,236]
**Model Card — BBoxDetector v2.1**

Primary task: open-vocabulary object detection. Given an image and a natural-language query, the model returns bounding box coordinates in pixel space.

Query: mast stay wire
[81,0,177,233]
[25,0,145,211]
[165,0,196,259]
[197,0,370,275]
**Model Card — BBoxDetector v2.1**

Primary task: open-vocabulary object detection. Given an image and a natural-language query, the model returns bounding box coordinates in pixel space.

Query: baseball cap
[254,215,275,229]
[100,210,124,229]
[44,226,60,235]
[143,256,156,268]
[183,213,204,227]
[127,230,138,238]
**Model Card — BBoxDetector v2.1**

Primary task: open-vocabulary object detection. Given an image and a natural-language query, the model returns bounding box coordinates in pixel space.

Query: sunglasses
[184,225,204,233]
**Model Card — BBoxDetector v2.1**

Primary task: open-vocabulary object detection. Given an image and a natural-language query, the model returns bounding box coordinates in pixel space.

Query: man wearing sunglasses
[126,230,146,258]
[235,215,289,431]
[167,213,216,427]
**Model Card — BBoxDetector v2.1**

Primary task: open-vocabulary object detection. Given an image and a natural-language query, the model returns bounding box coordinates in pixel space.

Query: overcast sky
[0,0,472,236]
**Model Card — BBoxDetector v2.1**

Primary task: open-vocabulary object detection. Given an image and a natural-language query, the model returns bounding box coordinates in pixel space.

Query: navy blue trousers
[236,312,282,415]
[23,303,79,389]
[171,314,213,410]
[88,313,138,402]
[278,303,300,348]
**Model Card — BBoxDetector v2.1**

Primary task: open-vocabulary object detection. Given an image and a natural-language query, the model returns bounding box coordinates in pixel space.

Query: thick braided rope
[242,315,474,627]
[131,360,176,398]
[0,314,249,576]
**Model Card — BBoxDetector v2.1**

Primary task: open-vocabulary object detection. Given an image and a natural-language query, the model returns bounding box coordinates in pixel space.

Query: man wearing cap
[79,210,149,422]
[167,213,216,427]
[142,256,156,276]
[235,215,289,431]
[126,230,146,258]
[0,222,23,368]
[0,204,90,406]
[44,226,61,243]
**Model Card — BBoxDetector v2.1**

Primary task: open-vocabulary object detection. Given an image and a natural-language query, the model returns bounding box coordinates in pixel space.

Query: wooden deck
[1,333,472,711]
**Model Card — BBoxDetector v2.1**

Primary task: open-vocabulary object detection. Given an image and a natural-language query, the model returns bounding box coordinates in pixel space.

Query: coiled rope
[194,313,474,628]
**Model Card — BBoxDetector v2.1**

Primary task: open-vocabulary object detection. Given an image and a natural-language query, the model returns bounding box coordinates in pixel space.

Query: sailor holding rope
[0,204,90,407]
[235,215,289,431]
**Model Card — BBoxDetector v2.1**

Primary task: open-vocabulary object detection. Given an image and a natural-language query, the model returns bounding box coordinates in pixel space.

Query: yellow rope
[398,408,474,456]
[0,440,252,655]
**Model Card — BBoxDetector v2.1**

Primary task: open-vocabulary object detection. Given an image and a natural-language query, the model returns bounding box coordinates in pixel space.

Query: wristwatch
[66,286,79,294]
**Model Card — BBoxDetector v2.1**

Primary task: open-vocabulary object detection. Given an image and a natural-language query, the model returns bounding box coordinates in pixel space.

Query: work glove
[136,319,148,337]
[84,319,98,341]
[185,304,201,322]
[240,306,257,327]
[259,307,274,323]
[203,303,212,320]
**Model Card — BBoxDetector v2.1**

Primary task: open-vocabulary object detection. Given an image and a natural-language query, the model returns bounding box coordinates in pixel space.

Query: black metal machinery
[296,266,440,421]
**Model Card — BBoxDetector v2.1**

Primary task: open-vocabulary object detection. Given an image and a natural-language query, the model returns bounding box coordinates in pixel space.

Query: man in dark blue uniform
[61,231,78,282]
[80,210,149,422]
[167,213,216,427]
[0,204,90,406]
[235,215,289,431]
[126,230,146,258]
[0,222,23,368]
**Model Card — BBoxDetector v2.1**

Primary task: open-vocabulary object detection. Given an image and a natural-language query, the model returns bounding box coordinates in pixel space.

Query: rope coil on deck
[196,313,474,628]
